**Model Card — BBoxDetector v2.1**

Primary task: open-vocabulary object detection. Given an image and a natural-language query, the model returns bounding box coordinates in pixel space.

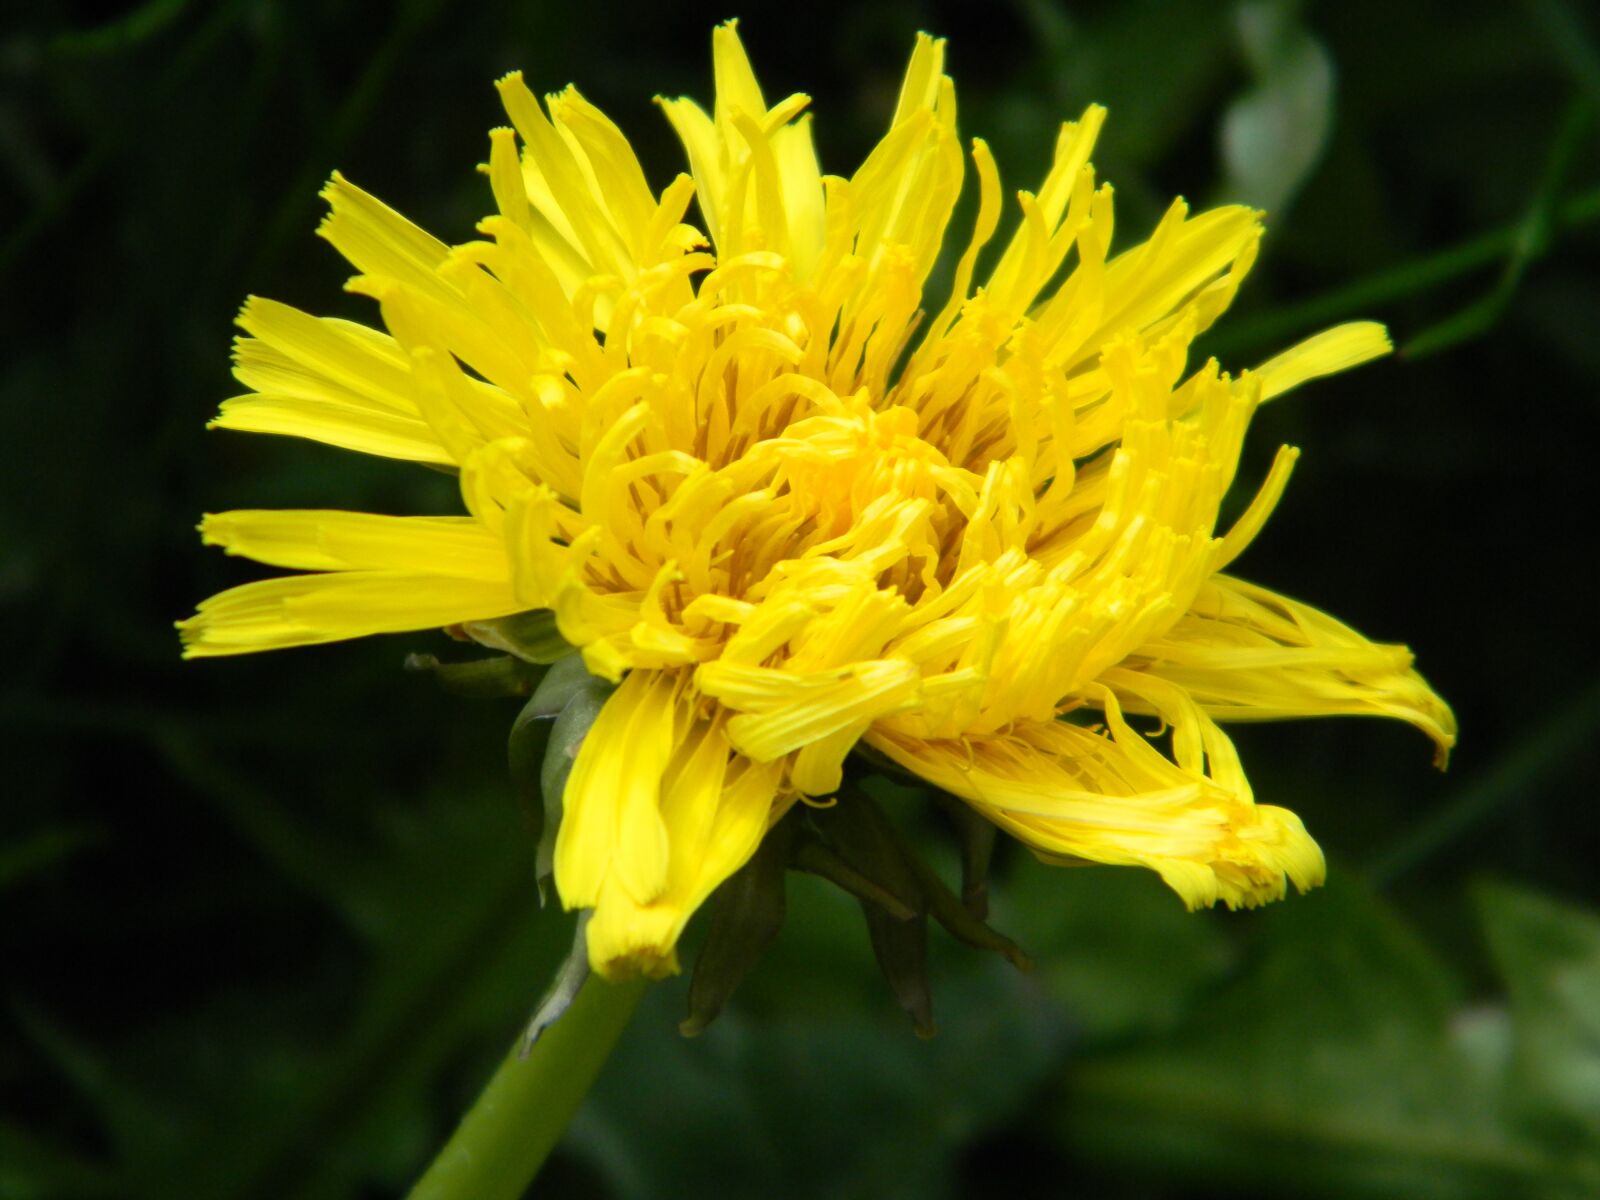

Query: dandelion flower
[182,23,1456,979]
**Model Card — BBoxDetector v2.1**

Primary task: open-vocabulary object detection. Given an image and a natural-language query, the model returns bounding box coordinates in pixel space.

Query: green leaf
[120,785,575,1200]
[1054,879,1600,1198]
[1403,99,1590,359]
[999,855,1232,1042]
[1478,882,1600,1144]
[0,1119,117,1199]
[569,873,1072,1200]
[8,1002,181,1180]
[47,0,192,57]
[1218,1,1335,213]
[0,824,103,890]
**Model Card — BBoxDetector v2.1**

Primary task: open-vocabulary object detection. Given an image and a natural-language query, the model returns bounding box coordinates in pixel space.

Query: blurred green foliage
[3,0,1599,1196]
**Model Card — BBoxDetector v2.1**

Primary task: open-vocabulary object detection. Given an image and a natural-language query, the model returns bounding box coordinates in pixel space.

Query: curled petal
[557,671,788,977]
[867,712,1325,911]
[1126,574,1457,766]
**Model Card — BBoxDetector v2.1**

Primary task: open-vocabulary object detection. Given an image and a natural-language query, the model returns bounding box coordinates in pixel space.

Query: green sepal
[681,816,797,1037]
[792,838,917,920]
[517,912,591,1056]
[676,783,1027,1039]
[806,792,926,918]
[825,783,1029,972]
[525,653,605,719]
[934,792,1000,920]
[905,843,1030,972]
[506,655,616,904]
[508,701,555,871]
[862,904,936,1038]
[404,652,543,699]
[462,609,573,664]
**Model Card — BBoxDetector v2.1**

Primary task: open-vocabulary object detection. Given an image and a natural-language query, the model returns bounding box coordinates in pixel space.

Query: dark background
[4,0,1600,1196]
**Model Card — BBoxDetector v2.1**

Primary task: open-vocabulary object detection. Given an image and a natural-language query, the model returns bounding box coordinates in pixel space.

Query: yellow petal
[867,708,1325,911]
[711,20,768,125]
[548,86,659,257]
[772,114,825,277]
[178,571,521,657]
[317,171,453,303]
[198,510,508,578]
[560,676,787,979]
[234,298,416,414]
[209,394,451,465]
[582,741,783,980]
[555,669,680,908]
[1257,321,1392,402]
[1128,574,1457,765]
[657,95,725,249]
[698,658,920,762]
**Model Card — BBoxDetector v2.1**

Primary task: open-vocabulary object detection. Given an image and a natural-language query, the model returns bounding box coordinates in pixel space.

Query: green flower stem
[407,976,648,1200]
[1204,181,1600,358]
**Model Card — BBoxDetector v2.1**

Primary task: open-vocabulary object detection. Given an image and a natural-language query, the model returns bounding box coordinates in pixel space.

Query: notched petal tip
[195,512,226,547]
[316,168,349,204]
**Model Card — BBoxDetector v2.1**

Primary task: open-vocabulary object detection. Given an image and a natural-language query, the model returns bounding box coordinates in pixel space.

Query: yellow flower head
[182,23,1455,979]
